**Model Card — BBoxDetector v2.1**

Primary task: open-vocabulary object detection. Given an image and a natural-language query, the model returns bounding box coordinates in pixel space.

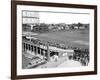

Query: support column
[26,43,27,51]
[22,43,23,50]
[24,43,26,51]
[31,45,33,52]
[29,44,30,51]
[32,45,35,55]
[22,43,24,51]
[36,46,38,55]
[30,45,32,52]
[31,45,33,54]
[47,42,50,61]
[25,43,27,51]
[43,50,46,59]
[33,46,35,53]
[40,48,41,55]
[27,44,28,50]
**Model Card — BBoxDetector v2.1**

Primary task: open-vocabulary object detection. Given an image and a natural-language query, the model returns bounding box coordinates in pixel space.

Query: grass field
[25,30,89,49]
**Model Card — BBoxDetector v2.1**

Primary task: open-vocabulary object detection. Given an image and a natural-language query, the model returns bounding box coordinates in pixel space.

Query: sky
[39,11,90,24]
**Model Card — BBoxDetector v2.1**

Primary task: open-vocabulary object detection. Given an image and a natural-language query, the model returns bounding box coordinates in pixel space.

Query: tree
[77,23,83,29]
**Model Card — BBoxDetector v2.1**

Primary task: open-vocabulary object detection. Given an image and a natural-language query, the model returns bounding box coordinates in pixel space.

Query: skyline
[22,11,90,24]
[39,11,90,24]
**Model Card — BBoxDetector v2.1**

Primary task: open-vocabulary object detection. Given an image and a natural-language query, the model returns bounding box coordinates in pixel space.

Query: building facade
[22,11,40,31]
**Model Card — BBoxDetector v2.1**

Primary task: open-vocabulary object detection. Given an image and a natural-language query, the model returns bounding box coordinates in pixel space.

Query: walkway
[58,60,82,67]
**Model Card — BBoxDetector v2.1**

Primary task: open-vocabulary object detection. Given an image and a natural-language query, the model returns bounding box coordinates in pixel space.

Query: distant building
[31,23,49,33]
[74,25,79,29]
[22,11,40,31]
[79,26,85,29]
[65,24,70,30]
[70,23,89,30]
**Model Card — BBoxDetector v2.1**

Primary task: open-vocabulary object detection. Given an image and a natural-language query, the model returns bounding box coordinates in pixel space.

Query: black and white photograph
[11,1,97,79]
[22,10,90,69]
[17,4,95,75]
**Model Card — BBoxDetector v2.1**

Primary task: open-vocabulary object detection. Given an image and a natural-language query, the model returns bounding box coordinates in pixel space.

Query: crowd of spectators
[73,48,89,66]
